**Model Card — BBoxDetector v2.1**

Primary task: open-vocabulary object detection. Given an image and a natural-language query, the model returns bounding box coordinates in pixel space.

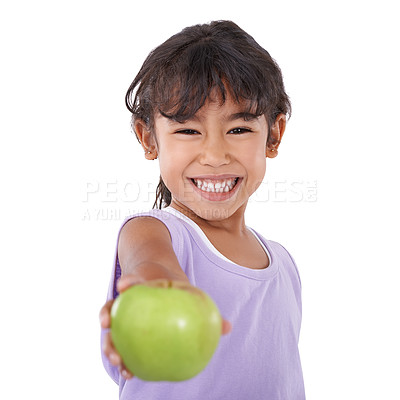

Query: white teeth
[192,178,238,193]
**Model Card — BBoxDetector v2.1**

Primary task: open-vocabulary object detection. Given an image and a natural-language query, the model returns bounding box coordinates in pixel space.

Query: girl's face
[145,95,281,221]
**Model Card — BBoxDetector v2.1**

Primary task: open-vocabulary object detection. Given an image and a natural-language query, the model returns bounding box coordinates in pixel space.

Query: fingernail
[110,353,119,365]
[121,369,130,379]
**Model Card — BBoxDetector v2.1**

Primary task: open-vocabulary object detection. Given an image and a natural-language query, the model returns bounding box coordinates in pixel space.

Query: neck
[169,200,248,235]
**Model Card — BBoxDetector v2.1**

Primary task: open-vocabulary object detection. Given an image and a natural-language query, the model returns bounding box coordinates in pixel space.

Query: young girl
[100,20,305,399]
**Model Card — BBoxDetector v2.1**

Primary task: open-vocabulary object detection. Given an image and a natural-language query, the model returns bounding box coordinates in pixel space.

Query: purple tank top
[101,208,305,399]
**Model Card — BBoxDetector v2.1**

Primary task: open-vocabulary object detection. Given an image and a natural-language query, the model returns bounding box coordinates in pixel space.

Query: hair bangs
[146,39,280,124]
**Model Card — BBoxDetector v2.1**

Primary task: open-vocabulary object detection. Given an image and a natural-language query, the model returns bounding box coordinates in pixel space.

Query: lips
[188,175,242,201]
[191,177,239,193]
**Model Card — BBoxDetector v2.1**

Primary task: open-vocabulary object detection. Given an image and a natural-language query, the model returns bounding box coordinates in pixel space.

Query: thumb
[116,274,145,293]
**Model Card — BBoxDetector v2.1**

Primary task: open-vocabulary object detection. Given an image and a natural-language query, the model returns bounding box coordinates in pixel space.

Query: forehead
[194,98,261,121]
[157,93,266,125]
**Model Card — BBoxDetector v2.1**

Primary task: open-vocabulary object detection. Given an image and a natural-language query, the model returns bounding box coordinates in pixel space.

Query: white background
[1,0,399,398]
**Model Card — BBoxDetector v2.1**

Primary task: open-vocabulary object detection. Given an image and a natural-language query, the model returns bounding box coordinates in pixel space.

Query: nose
[198,135,231,167]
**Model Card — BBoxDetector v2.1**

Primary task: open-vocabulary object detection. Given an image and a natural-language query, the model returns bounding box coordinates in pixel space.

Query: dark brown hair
[125,20,291,209]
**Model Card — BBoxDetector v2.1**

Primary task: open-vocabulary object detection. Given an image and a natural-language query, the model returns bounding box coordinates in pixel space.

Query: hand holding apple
[100,275,231,381]
[110,279,223,381]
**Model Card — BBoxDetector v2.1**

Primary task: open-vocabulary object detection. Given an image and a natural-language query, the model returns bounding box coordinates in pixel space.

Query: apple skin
[110,280,222,381]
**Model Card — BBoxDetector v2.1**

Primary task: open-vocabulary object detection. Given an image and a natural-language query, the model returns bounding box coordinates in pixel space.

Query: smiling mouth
[190,177,240,193]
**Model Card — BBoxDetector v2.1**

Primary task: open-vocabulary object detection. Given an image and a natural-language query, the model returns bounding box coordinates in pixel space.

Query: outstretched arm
[100,216,231,380]
[117,216,189,282]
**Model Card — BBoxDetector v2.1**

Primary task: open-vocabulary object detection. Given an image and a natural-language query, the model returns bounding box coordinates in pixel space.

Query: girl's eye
[176,129,200,135]
[228,127,252,134]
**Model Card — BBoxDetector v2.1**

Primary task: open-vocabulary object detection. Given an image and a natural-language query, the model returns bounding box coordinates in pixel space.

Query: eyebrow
[159,110,260,124]
[227,112,260,122]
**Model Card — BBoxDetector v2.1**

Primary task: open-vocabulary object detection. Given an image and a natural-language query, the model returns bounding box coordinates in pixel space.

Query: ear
[266,113,286,158]
[134,119,158,160]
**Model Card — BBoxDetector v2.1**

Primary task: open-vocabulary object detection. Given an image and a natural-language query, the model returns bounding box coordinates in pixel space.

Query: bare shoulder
[118,216,173,259]
[117,216,186,280]
[120,216,172,244]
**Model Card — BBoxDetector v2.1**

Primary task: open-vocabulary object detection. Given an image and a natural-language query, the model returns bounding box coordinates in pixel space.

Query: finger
[119,364,134,380]
[222,319,232,335]
[102,332,122,366]
[99,299,114,329]
[104,333,134,379]
[116,274,145,293]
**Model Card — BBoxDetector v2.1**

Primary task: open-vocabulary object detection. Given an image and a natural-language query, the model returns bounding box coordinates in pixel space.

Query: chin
[192,203,242,222]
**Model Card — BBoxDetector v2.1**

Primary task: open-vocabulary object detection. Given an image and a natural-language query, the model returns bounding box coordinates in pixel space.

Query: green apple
[110,280,222,381]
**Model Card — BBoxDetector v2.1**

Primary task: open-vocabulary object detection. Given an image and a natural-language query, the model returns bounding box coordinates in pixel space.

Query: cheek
[241,140,266,169]
[157,150,190,189]
[158,157,176,187]
[241,145,267,189]
[251,156,267,184]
